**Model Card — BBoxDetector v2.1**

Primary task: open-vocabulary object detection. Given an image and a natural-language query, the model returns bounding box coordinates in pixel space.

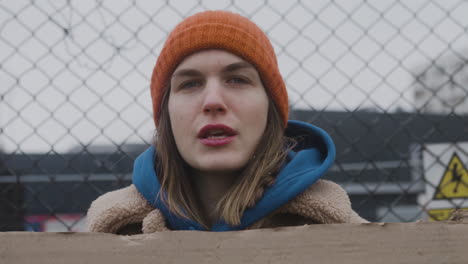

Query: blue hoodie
[133,120,336,231]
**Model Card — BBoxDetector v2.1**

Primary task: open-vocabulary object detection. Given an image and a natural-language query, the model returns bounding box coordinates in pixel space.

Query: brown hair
[155,87,289,229]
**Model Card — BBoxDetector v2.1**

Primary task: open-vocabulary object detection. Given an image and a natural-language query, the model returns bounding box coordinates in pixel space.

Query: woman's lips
[200,135,236,146]
[198,124,237,146]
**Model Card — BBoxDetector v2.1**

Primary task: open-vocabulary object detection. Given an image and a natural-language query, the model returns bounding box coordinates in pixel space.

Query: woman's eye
[227,77,248,84]
[180,80,200,90]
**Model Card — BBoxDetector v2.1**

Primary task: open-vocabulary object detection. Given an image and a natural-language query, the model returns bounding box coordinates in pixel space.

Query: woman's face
[168,49,269,173]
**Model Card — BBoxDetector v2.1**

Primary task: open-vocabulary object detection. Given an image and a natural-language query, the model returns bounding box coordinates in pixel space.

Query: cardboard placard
[1,222,467,264]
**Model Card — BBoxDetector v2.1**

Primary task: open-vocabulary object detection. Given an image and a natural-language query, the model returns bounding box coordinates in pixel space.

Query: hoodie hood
[132,120,335,231]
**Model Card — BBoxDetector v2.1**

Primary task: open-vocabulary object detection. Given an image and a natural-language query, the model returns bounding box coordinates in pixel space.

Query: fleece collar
[132,120,335,231]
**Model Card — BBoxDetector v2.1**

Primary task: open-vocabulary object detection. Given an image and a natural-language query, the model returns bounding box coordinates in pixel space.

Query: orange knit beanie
[150,10,288,127]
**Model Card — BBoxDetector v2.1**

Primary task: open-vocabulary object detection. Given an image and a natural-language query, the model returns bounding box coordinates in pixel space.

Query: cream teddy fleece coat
[87,180,367,234]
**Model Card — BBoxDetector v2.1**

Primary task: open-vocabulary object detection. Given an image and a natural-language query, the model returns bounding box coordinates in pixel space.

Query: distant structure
[413,51,468,114]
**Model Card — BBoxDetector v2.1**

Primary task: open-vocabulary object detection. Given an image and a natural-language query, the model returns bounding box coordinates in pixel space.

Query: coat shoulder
[279,180,368,224]
[87,184,168,233]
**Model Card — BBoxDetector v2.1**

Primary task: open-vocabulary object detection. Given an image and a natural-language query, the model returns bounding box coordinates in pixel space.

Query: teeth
[207,129,224,136]
[207,135,227,139]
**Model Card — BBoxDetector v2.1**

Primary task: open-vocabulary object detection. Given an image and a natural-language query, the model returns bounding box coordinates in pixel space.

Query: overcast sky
[1,0,467,153]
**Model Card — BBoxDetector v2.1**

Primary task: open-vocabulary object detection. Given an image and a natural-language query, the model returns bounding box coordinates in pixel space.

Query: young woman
[87,10,367,234]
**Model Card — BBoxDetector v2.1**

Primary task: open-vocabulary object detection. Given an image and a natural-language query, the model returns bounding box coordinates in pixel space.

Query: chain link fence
[1,0,468,231]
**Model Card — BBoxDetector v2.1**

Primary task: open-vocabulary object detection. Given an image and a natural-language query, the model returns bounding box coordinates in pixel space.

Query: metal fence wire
[1,0,468,231]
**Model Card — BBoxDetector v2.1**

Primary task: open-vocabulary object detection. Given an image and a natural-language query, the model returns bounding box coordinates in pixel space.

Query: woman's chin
[192,157,247,174]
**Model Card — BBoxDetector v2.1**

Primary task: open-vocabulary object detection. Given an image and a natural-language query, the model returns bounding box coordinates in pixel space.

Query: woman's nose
[202,81,227,114]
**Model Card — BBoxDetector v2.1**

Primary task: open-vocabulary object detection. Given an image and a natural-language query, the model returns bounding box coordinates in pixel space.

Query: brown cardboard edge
[1,222,467,264]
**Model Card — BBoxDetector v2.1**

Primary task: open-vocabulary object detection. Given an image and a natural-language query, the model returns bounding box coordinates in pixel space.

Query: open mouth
[203,129,234,139]
[198,124,237,146]
[198,124,237,138]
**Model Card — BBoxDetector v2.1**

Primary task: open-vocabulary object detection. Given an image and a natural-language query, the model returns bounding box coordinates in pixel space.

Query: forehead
[174,49,253,71]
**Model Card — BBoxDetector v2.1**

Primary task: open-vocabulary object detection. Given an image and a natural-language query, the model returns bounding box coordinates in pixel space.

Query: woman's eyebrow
[222,62,255,73]
[172,62,254,79]
[171,69,202,79]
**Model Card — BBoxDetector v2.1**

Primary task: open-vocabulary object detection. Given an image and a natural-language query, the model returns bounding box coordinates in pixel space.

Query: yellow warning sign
[433,153,468,200]
[428,208,468,221]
